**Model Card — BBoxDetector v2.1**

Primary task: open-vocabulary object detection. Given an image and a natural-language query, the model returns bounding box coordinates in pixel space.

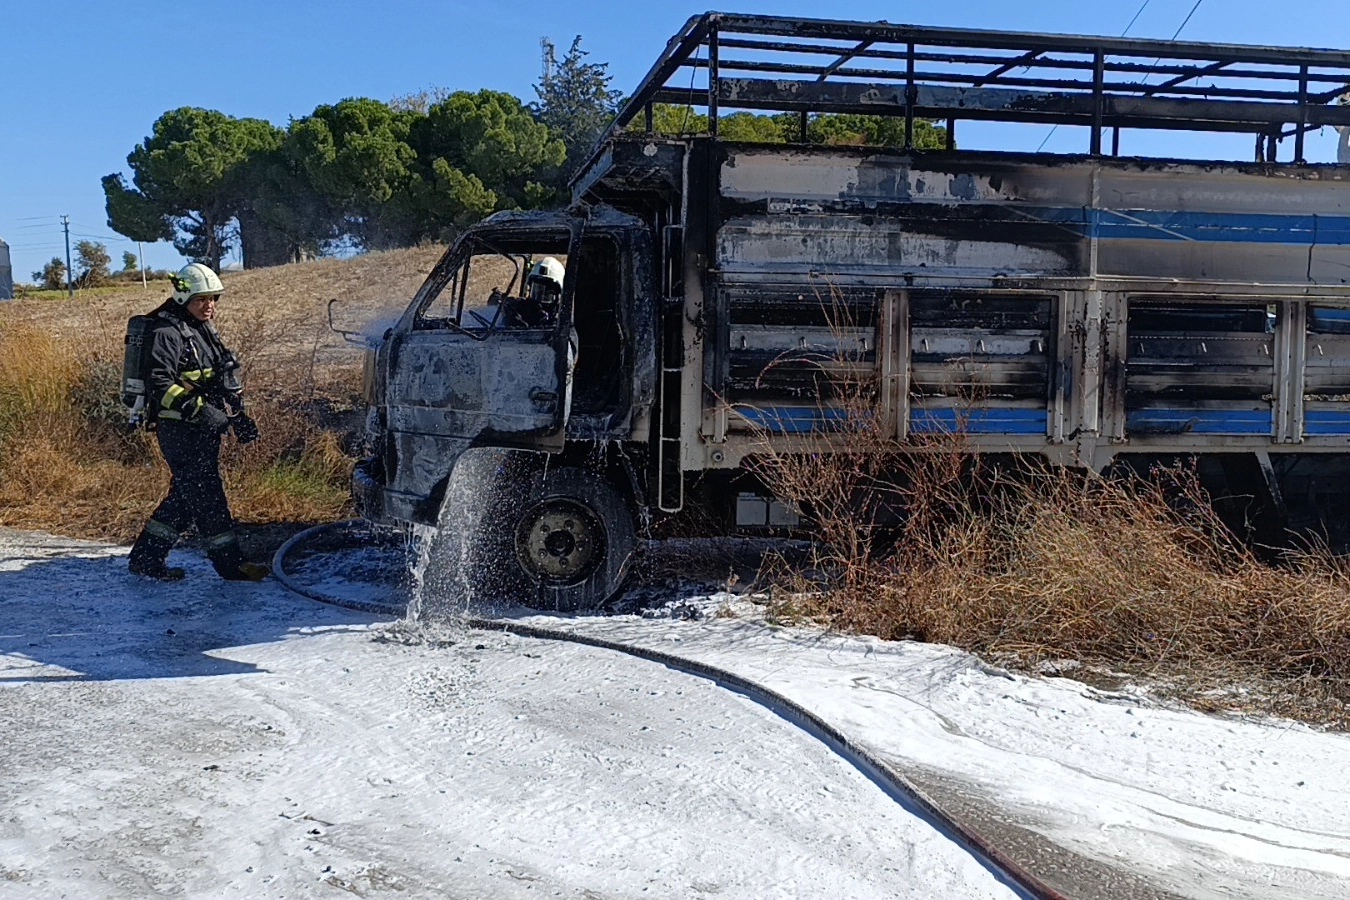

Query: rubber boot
[128,521,186,581]
[225,561,271,582]
[207,531,271,582]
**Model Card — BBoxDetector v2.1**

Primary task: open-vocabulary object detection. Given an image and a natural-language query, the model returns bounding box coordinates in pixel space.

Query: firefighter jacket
[145,306,241,424]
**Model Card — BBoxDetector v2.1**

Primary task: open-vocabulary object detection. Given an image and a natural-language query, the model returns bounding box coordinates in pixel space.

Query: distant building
[0,238,12,300]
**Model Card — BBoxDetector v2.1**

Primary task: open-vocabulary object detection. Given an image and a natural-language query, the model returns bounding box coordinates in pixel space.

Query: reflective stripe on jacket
[145,310,231,422]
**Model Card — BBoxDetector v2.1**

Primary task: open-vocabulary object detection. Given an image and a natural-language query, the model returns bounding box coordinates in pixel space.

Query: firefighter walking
[127,263,269,582]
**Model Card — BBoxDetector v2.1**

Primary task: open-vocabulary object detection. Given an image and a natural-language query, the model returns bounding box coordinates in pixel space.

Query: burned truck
[355,13,1350,608]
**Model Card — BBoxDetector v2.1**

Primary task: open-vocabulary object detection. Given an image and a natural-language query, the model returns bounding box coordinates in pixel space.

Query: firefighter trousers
[128,420,245,577]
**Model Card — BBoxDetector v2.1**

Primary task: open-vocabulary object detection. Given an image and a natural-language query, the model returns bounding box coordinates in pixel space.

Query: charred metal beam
[707,13,1350,67]
[905,42,916,150]
[705,58,1319,103]
[714,44,1350,90]
[708,22,720,137]
[962,57,1350,90]
[818,39,873,81]
[1311,81,1350,103]
[584,12,1350,184]
[714,79,1350,132]
[1296,65,1309,162]
[574,14,708,187]
[602,14,710,135]
[1092,52,1105,156]
[975,49,1043,86]
[1138,60,1231,96]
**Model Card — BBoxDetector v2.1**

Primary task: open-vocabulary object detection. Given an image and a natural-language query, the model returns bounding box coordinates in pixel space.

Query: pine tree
[533,36,622,184]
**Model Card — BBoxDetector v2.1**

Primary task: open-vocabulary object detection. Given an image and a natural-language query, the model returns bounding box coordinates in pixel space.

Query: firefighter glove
[232,413,260,445]
[192,403,231,434]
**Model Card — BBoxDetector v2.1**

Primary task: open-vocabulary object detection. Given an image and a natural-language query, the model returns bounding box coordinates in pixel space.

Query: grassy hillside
[0,245,444,543]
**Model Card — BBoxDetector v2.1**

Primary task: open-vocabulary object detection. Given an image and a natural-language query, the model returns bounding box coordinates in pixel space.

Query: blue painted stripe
[735,405,1048,435]
[909,407,1047,435]
[1303,409,1350,436]
[734,406,854,433]
[1310,308,1350,334]
[1126,408,1272,435]
[1027,207,1350,246]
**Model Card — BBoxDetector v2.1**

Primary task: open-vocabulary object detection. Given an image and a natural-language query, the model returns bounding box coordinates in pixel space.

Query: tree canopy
[103,107,282,271]
[103,37,949,270]
[641,104,949,149]
[32,258,66,291]
[409,89,566,237]
[73,241,111,287]
[106,91,567,266]
[284,98,420,250]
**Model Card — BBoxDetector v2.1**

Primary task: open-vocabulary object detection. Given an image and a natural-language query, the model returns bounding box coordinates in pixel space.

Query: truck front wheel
[481,466,637,612]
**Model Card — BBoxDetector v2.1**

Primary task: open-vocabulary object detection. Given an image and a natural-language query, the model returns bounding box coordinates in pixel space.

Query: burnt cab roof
[469,206,649,240]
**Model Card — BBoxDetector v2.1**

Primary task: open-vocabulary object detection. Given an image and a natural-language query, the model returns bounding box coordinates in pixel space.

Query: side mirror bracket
[327,298,368,346]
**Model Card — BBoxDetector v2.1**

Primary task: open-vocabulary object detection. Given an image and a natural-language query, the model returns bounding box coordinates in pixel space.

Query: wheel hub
[516,500,604,584]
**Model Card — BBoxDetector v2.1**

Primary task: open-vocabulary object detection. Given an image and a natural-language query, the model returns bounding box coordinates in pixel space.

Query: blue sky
[3,0,1348,284]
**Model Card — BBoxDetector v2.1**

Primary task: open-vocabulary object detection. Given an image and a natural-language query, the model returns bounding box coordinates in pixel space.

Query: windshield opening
[415,234,570,333]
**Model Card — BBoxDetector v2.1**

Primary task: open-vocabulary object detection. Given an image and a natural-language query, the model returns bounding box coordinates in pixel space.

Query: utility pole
[60,215,72,298]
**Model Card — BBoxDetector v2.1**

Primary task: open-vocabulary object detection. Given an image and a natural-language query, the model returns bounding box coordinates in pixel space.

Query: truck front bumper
[352,456,430,526]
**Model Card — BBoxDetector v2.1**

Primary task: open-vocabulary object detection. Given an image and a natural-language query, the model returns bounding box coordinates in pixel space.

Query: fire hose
[274,520,1071,900]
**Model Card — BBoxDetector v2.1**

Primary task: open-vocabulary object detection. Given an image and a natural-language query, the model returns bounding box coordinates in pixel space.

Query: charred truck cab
[359,13,1350,608]
[355,207,657,608]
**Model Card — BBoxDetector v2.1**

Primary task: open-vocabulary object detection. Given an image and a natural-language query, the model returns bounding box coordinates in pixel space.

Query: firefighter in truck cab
[125,263,269,582]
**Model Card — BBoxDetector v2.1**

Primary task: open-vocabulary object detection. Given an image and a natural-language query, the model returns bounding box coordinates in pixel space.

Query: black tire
[501,466,636,611]
[428,456,636,612]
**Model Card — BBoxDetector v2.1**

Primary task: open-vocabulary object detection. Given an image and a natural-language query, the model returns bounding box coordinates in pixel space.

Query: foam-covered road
[5,527,1350,899]
[0,528,1020,899]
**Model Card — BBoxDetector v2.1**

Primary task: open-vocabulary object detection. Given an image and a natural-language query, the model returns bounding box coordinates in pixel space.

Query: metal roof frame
[599,12,1350,163]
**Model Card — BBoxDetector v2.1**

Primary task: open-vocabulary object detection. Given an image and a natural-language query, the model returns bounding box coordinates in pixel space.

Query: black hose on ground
[273,520,1069,900]
[272,520,405,615]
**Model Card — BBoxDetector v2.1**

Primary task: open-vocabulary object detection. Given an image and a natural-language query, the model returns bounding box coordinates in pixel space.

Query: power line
[71,232,132,243]
[1037,0,1154,152]
[1171,0,1205,40]
[1036,0,1205,154]
[1122,0,1152,36]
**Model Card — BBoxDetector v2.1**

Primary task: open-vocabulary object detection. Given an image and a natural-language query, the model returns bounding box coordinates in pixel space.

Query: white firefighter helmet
[170,263,225,305]
[526,256,565,297]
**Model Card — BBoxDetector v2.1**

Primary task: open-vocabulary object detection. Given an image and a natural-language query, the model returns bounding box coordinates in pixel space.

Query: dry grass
[755,426,1350,724]
[0,245,444,544]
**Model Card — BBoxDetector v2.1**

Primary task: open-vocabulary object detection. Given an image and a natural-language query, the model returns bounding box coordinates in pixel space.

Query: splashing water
[404,523,439,623]
[402,447,514,625]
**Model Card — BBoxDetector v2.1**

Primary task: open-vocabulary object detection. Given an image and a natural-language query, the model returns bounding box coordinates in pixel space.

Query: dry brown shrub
[0,417,165,539]
[745,293,1350,723]
[0,323,79,425]
[757,415,1350,720]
